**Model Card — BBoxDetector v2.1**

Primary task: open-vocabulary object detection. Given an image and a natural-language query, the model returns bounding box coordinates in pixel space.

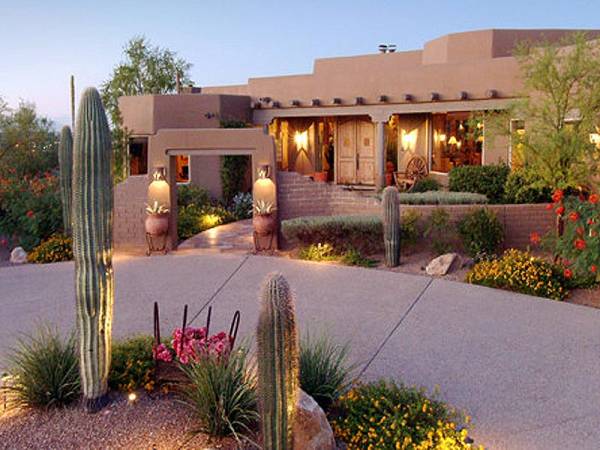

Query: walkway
[1,252,600,449]
[178,219,254,252]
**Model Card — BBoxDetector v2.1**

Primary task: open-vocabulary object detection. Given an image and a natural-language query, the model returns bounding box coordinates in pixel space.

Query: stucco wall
[189,155,223,200]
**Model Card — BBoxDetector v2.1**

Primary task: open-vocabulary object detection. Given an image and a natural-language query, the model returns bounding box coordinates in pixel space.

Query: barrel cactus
[58,126,73,235]
[72,87,114,412]
[383,186,401,267]
[257,273,299,449]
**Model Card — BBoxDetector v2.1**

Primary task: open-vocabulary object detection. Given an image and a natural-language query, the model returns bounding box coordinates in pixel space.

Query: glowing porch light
[294,130,308,151]
[400,128,418,152]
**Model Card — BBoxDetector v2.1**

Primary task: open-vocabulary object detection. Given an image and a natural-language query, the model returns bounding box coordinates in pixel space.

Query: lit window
[128,137,148,175]
[176,155,190,183]
[431,112,482,173]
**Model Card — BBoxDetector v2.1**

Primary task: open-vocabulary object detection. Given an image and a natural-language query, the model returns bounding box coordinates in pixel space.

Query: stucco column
[375,120,386,190]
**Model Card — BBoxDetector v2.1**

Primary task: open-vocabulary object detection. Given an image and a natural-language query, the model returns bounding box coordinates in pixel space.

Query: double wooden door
[336,118,375,185]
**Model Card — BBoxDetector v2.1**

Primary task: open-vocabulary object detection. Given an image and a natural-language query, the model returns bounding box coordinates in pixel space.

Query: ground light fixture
[257,164,271,179]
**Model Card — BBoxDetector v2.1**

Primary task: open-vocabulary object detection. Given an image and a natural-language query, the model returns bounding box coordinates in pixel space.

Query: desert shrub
[398,191,488,205]
[424,208,454,255]
[178,348,258,443]
[467,249,568,300]
[332,380,475,450]
[503,169,552,204]
[411,176,441,193]
[27,234,72,263]
[1,326,79,409]
[0,172,62,251]
[109,335,155,393]
[283,214,421,255]
[229,191,253,220]
[339,248,378,267]
[298,242,336,261]
[299,332,353,410]
[457,208,504,258]
[178,184,211,209]
[177,204,235,240]
[448,164,510,203]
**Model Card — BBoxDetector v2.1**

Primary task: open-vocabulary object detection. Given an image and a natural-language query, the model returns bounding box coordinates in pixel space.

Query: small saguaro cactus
[58,126,73,235]
[257,273,299,450]
[72,87,114,413]
[383,186,401,267]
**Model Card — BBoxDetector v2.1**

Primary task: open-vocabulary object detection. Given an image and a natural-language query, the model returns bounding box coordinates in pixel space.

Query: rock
[425,253,458,276]
[9,247,27,264]
[293,390,336,450]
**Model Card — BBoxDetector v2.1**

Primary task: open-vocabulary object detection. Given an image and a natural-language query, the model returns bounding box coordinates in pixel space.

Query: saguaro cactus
[70,75,75,130]
[257,273,299,450]
[383,186,401,267]
[72,87,114,412]
[58,126,73,235]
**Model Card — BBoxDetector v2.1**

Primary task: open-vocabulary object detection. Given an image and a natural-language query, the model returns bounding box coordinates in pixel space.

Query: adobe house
[115,29,599,250]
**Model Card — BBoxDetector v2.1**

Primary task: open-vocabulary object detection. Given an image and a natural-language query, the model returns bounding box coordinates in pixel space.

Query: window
[176,155,190,183]
[431,112,483,173]
[128,137,148,175]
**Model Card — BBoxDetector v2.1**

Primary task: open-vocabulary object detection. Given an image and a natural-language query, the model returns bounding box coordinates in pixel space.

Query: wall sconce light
[447,136,458,146]
[401,128,418,152]
[294,130,308,151]
[438,133,447,142]
[258,164,271,179]
[152,166,167,181]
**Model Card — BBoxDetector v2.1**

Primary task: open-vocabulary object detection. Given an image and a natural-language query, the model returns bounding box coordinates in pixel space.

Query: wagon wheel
[405,156,428,181]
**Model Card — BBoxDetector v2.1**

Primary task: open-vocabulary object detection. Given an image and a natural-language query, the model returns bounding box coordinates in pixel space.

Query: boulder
[9,247,27,264]
[425,253,458,276]
[293,390,336,450]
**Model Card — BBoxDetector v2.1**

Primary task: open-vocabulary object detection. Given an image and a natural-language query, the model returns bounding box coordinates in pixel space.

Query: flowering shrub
[535,191,600,284]
[466,249,567,300]
[27,234,73,263]
[109,336,155,393]
[153,326,232,365]
[332,380,479,449]
[0,172,62,251]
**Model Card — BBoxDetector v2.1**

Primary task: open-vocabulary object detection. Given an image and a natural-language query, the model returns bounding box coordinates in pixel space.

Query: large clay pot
[145,213,169,236]
[313,171,328,183]
[253,213,276,235]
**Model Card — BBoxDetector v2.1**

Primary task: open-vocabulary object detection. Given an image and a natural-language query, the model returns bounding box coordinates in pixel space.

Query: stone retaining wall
[277,171,554,249]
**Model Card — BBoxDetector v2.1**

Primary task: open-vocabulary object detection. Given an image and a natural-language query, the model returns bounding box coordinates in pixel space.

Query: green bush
[339,248,378,267]
[0,172,63,251]
[178,184,211,209]
[457,208,504,258]
[1,326,79,410]
[504,169,552,204]
[283,214,421,255]
[221,156,250,204]
[178,348,258,443]
[27,234,73,263]
[424,208,454,255]
[228,191,253,220]
[299,332,353,410]
[332,380,475,450]
[411,176,441,193]
[467,249,568,300]
[449,164,510,203]
[177,204,235,240]
[398,191,488,205]
[298,243,337,261]
[109,335,155,393]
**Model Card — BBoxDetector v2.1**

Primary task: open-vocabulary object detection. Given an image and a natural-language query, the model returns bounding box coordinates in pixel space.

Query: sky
[1,0,600,127]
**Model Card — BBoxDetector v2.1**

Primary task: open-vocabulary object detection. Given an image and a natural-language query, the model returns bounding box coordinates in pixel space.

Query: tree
[101,37,192,182]
[0,99,58,178]
[493,33,600,193]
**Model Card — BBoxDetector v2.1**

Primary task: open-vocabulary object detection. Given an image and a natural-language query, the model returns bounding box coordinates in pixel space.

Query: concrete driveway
[1,251,599,449]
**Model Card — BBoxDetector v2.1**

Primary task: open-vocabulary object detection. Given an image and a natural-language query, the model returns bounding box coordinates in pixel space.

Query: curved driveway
[1,251,599,449]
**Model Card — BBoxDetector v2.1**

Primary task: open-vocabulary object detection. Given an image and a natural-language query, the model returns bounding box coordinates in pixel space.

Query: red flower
[588,218,596,225]
[530,232,541,245]
[568,212,579,222]
[590,194,599,204]
[545,203,554,210]
[574,238,586,250]
[26,210,34,218]
[552,189,564,203]
[555,206,565,216]
[564,268,573,279]
[591,265,598,274]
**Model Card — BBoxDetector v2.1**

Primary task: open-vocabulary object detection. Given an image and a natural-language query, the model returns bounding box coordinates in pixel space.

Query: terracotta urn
[145,213,169,236]
[313,171,328,183]
[253,213,276,235]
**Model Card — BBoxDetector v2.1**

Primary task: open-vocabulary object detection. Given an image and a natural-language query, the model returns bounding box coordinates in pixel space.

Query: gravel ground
[0,392,243,450]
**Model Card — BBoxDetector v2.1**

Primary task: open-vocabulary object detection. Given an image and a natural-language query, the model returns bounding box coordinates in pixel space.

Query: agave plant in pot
[253,199,276,235]
[145,201,170,236]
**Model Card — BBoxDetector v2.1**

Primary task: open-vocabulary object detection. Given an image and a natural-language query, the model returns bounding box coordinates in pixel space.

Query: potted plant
[253,199,276,235]
[145,201,170,236]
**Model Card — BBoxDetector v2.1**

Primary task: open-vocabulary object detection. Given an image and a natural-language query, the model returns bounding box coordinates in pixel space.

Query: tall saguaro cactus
[72,87,114,412]
[383,186,401,267]
[58,126,73,235]
[257,273,299,450]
